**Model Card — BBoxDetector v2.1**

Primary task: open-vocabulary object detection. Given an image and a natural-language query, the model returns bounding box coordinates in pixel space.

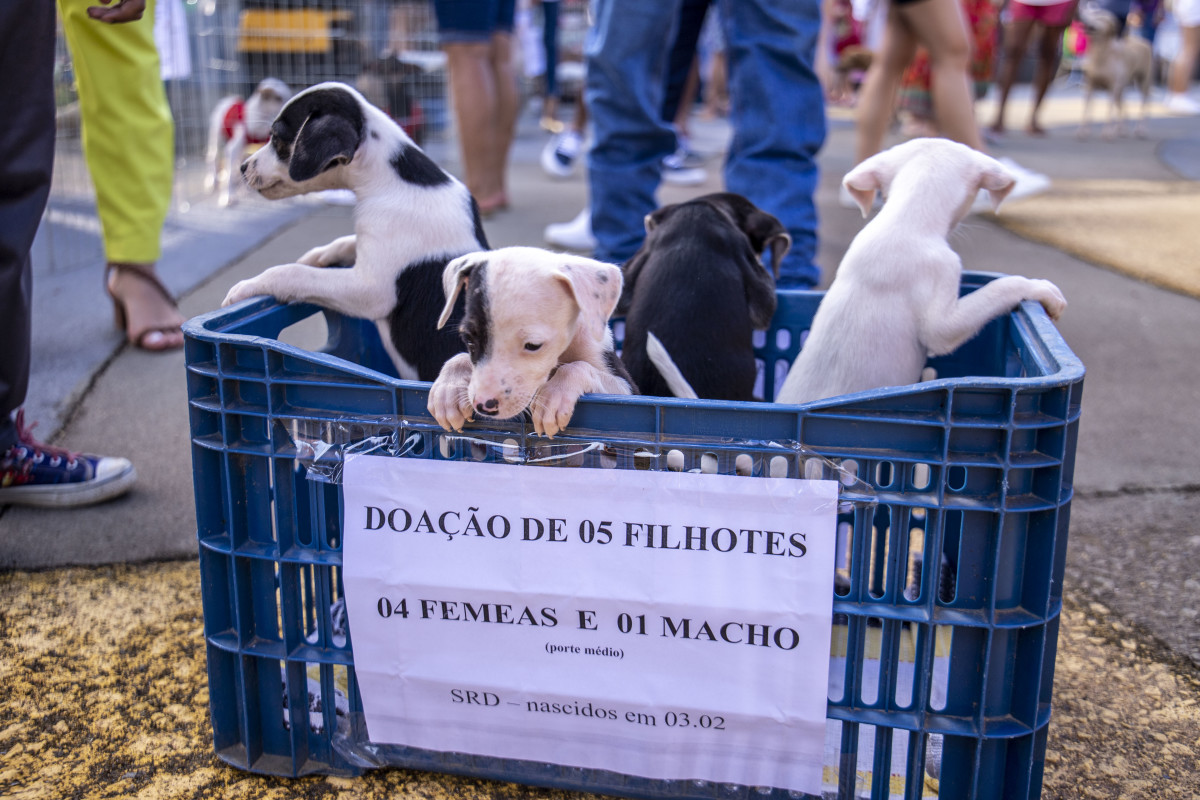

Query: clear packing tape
[280,414,878,514]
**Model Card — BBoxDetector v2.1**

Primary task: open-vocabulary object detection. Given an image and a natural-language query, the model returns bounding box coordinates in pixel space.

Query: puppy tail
[646,332,699,400]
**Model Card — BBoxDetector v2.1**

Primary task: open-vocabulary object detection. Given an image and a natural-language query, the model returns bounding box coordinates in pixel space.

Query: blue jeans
[585,0,826,288]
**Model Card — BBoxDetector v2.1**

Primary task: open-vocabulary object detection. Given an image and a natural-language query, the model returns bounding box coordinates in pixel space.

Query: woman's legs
[854,5,921,163]
[443,32,518,210]
[1028,24,1070,133]
[1169,23,1200,96]
[59,0,183,350]
[990,16,1036,133]
[900,0,985,150]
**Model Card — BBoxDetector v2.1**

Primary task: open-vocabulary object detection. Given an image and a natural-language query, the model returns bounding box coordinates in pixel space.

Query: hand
[87,0,146,24]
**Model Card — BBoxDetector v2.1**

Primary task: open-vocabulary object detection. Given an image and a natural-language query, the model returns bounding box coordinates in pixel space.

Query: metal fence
[43,0,452,274]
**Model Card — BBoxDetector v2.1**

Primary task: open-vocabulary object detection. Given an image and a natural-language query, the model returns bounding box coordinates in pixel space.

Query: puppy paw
[1029,279,1067,320]
[297,236,356,267]
[531,364,587,438]
[530,391,577,439]
[222,278,267,307]
[428,355,474,432]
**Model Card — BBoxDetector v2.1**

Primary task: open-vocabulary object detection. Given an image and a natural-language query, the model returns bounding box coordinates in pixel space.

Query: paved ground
[2,85,1199,798]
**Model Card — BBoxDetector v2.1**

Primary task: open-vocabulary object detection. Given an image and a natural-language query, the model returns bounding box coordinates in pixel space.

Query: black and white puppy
[204,78,293,207]
[222,82,489,382]
[428,247,636,438]
[616,192,791,401]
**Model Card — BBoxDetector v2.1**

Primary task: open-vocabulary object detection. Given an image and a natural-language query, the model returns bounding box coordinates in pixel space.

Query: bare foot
[1026,121,1048,137]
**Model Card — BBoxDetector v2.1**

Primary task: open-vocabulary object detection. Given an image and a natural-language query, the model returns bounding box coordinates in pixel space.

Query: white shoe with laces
[544,208,597,251]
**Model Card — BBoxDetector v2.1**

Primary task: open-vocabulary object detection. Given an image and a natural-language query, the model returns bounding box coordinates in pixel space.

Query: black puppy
[616,192,790,401]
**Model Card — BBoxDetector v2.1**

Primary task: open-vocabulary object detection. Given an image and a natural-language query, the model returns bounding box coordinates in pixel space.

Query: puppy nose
[475,398,499,416]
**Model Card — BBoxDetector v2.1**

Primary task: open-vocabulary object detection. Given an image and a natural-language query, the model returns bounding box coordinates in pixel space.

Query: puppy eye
[524,342,543,352]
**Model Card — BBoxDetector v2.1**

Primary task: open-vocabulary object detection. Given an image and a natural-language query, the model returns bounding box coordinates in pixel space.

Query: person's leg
[719,0,826,287]
[585,0,682,265]
[59,0,183,350]
[540,0,561,129]
[855,4,922,163]
[662,0,710,125]
[443,40,503,201]
[990,15,1037,133]
[1169,23,1200,95]
[1029,23,1071,133]
[899,0,986,150]
[0,0,54,450]
[0,1,137,505]
[488,28,520,200]
[435,0,518,211]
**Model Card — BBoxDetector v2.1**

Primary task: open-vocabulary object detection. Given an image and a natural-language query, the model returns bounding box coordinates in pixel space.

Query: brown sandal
[104,262,185,352]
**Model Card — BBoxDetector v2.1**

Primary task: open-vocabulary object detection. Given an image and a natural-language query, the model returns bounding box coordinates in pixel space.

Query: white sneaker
[544,207,597,251]
[541,130,584,179]
[1164,93,1200,116]
[661,150,708,186]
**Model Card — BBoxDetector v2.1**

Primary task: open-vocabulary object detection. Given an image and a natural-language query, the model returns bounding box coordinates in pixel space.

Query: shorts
[432,0,517,44]
[1009,0,1077,28]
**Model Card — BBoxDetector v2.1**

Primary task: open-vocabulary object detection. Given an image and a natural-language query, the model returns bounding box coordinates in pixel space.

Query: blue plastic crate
[184,272,1084,799]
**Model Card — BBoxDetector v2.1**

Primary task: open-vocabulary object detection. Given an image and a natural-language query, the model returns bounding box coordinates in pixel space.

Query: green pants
[58,0,174,264]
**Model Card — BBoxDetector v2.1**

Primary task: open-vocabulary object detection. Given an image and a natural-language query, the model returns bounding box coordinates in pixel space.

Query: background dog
[222,82,489,382]
[428,247,635,438]
[775,138,1066,406]
[616,193,791,401]
[204,78,292,206]
[1077,3,1153,139]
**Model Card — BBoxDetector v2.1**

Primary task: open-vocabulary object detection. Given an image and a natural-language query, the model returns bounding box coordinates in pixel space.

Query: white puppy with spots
[204,78,293,207]
[776,138,1067,405]
[221,82,488,382]
[428,247,636,438]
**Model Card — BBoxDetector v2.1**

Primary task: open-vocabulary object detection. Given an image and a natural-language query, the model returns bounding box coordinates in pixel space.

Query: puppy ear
[644,205,675,232]
[438,255,477,330]
[555,258,623,344]
[288,112,361,183]
[739,209,792,278]
[976,159,1017,212]
[842,166,886,218]
[739,248,779,329]
[615,249,648,316]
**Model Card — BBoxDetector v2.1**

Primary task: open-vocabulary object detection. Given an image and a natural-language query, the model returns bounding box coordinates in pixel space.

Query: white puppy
[776,138,1066,406]
[222,82,489,382]
[204,78,292,207]
[428,247,636,438]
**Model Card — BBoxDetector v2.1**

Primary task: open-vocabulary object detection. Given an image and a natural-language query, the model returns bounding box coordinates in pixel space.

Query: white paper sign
[341,455,839,795]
